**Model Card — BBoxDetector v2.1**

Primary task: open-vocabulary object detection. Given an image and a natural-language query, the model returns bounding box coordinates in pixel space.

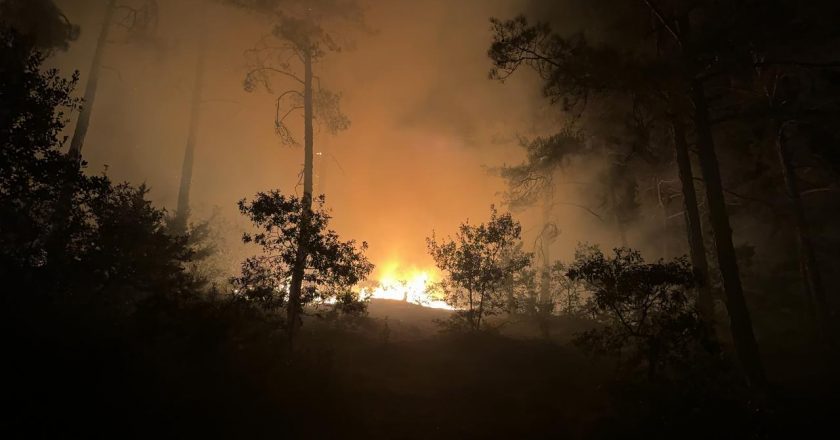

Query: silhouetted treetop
[0,0,79,51]
[234,192,373,315]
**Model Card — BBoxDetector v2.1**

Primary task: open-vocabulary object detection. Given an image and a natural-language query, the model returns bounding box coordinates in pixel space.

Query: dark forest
[2,0,840,438]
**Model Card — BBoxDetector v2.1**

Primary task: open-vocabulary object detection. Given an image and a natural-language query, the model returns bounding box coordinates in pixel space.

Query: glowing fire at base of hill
[361,264,453,310]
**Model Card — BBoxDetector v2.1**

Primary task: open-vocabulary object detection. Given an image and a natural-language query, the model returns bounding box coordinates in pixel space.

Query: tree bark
[287,48,314,346]
[467,286,476,330]
[538,191,552,337]
[172,33,207,235]
[317,140,327,195]
[476,291,485,331]
[671,117,714,321]
[776,122,831,339]
[655,176,670,259]
[49,0,115,261]
[539,192,552,305]
[641,2,764,386]
[68,0,116,162]
[607,164,629,247]
[504,273,515,313]
[690,80,766,387]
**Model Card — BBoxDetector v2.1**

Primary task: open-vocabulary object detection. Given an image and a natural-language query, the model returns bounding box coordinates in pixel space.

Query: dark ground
[3,298,838,439]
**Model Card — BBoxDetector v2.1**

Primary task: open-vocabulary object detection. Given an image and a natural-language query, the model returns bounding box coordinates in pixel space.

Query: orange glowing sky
[51,0,619,283]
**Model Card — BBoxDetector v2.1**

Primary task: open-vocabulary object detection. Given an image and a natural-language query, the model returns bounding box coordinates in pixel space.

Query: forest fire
[4,0,840,437]
[362,264,452,309]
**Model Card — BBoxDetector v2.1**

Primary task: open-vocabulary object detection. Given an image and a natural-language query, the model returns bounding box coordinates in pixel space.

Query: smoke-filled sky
[50,0,620,278]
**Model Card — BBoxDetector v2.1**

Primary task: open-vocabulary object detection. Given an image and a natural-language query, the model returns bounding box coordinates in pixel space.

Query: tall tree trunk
[538,191,552,337]
[317,140,327,195]
[503,253,515,313]
[690,80,766,387]
[776,122,831,338]
[68,0,116,162]
[172,34,207,235]
[504,273,515,313]
[539,192,552,305]
[643,4,764,385]
[671,117,714,321]
[49,0,115,261]
[467,287,476,329]
[476,292,485,331]
[287,48,314,346]
[607,164,629,247]
[655,176,670,259]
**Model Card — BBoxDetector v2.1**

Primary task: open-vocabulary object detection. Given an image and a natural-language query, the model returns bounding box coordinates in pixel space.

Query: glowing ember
[361,264,453,310]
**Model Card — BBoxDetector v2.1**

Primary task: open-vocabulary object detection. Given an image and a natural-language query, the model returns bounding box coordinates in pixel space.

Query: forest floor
[318,300,608,438]
[4,298,839,439]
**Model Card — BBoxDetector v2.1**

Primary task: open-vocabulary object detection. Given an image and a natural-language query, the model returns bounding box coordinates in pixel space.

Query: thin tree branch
[641,0,682,46]
[548,202,605,221]
[801,187,840,197]
[247,67,304,85]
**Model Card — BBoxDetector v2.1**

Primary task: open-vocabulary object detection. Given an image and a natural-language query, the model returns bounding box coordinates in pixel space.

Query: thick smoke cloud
[50,0,623,278]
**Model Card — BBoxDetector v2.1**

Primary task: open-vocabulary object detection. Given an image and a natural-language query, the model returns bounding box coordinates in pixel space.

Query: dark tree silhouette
[1,27,79,276]
[237,0,359,344]
[67,0,160,162]
[488,14,714,321]
[427,206,532,331]
[568,245,712,381]
[487,5,768,387]
[234,192,373,327]
[0,0,78,51]
[1,26,196,300]
[171,18,208,235]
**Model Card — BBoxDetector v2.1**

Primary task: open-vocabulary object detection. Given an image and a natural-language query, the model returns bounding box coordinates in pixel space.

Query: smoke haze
[49,0,615,278]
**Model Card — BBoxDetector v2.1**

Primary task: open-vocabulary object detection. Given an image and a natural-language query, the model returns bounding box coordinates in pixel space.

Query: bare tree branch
[246,66,304,85]
[641,0,682,46]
